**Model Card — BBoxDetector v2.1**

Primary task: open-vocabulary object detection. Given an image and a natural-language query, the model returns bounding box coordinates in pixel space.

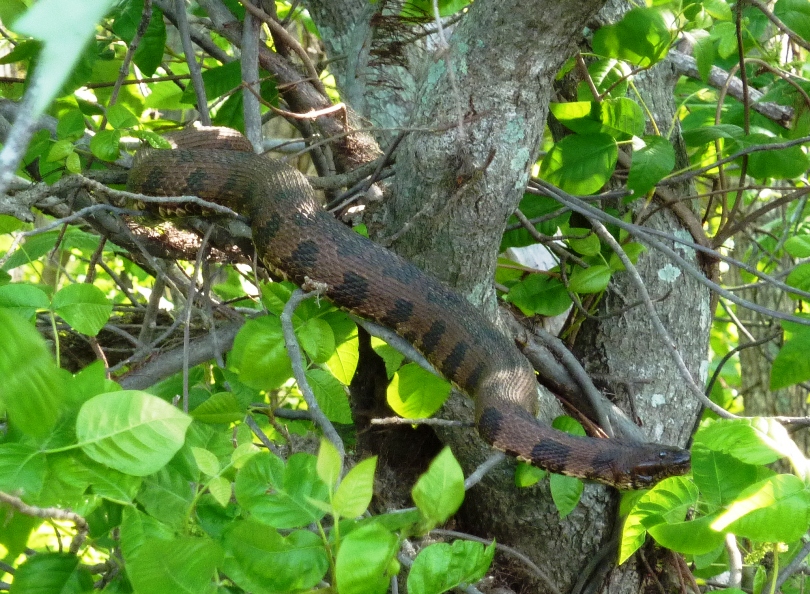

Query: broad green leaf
[0,309,62,437]
[323,314,359,384]
[608,242,645,271]
[190,391,245,424]
[76,390,192,476]
[648,513,725,555]
[192,447,221,477]
[786,262,810,295]
[306,368,353,423]
[566,228,600,256]
[627,135,676,196]
[126,536,222,594]
[599,98,645,139]
[10,0,116,115]
[71,454,142,504]
[112,0,166,76]
[412,447,465,527]
[691,444,758,506]
[334,457,377,518]
[0,444,47,498]
[771,328,810,389]
[550,472,583,518]
[180,60,242,103]
[1,231,59,271]
[335,523,399,594]
[208,476,232,507]
[107,103,139,129]
[620,476,697,563]
[387,363,451,420]
[56,109,86,141]
[297,317,336,363]
[694,418,808,475]
[9,553,92,594]
[681,124,744,147]
[539,133,618,195]
[120,507,175,563]
[407,540,495,594]
[136,468,195,528]
[711,474,810,542]
[746,134,810,179]
[500,193,568,251]
[223,520,328,594]
[503,274,573,317]
[775,0,810,40]
[515,462,546,487]
[89,128,121,161]
[47,138,75,162]
[568,265,611,294]
[316,437,342,490]
[0,283,49,319]
[785,236,810,258]
[52,283,112,336]
[229,316,292,390]
[234,451,328,529]
[592,7,672,67]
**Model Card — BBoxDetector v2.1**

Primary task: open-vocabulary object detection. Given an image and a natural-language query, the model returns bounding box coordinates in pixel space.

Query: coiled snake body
[128,128,690,489]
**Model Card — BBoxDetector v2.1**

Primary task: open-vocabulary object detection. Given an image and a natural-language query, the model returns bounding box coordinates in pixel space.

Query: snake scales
[127,127,690,489]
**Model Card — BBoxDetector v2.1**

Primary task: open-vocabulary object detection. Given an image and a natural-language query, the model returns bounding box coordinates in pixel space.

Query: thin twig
[0,491,88,554]
[174,0,211,124]
[281,289,345,458]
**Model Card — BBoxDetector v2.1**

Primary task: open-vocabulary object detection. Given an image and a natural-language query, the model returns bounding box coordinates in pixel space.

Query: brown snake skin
[128,128,690,489]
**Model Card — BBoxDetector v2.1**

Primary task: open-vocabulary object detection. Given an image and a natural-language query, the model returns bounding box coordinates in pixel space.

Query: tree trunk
[306,0,707,591]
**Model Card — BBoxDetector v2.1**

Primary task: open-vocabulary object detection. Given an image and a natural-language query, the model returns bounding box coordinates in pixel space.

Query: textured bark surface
[306,0,706,591]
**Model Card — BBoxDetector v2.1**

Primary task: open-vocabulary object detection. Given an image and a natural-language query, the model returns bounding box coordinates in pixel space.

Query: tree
[0,0,809,593]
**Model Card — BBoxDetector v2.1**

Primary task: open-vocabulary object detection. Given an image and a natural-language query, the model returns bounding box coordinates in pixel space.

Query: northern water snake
[127,127,691,489]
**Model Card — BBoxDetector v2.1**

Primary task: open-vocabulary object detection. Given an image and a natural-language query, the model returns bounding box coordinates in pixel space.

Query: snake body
[128,128,690,489]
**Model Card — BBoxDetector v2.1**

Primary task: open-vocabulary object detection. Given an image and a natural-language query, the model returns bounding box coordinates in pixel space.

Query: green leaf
[229,316,292,390]
[693,33,715,82]
[297,317,336,363]
[694,418,807,472]
[771,328,810,389]
[323,314,359,384]
[745,134,810,179]
[539,133,618,195]
[223,520,329,594]
[0,283,50,318]
[89,128,121,161]
[648,513,725,555]
[412,447,465,527]
[786,262,810,296]
[334,457,377,518]
[568,264,611,293]
[72,454,142,504]
[76,390,192,476]
[126,536,222,594]
[107,103,139,129]
[192,447,221,477]
[306,368,353,423]
[775,0,810,43]
[47,138,75,162]
[316,437,342,490]
[785,236,810,258]
[514,462,546,487]
[190,391,245,424]
[681,124,744,147]
[52,283,112,336]
[550,472,584,518]
[608,242,645,272]
[0,444,47,498]
[112,0,167,76]
[407,540,495,594]
[0,309,62,437]
[208,476,232,507]
[592,7,672,67]
[503,274,573,317]
[620,476,697,564]
[691,444,758,506]
[9,553,92,594]
[234,451,328,529]
[119,507,175,563]
[137,468,194,528]
[180,60,242,104]
[387,363,451,420]
[10,0,116,115]
[627,135,676,196]
[566,228,600,256]
[711,474,810,542]
[335,523,399,594]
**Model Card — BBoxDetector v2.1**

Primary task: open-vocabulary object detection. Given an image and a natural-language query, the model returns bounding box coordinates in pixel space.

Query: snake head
[626,445,691,490]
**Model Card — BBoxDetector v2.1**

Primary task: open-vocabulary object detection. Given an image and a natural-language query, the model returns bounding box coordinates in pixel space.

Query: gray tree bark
[305,1,707,591]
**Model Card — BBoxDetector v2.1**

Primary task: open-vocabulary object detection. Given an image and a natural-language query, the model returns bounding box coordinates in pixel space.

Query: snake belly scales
[127,128,690,489]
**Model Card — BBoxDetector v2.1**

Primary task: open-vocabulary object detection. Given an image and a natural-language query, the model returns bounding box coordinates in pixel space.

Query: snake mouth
[630,447,692,489]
